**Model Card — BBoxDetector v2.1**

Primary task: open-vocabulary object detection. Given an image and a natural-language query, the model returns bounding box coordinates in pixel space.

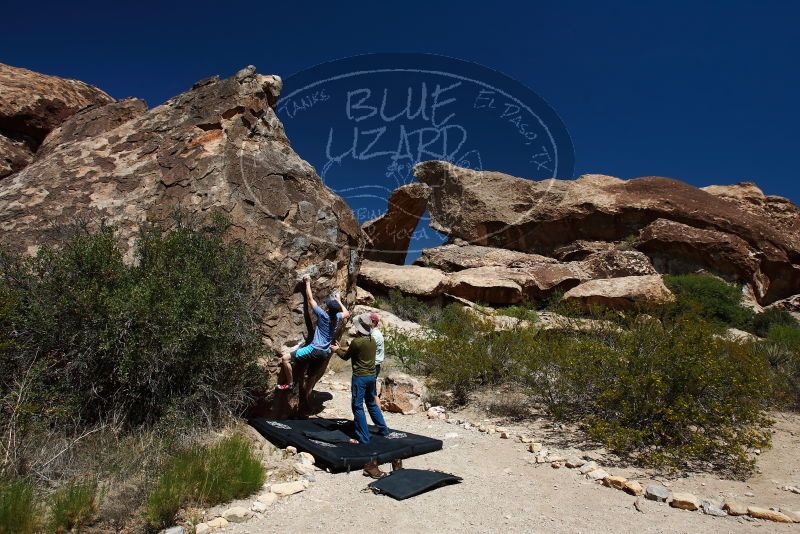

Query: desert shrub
[0,216,266,429]
[752,308,799,337]
[0,285,15,356]
[373,289,442,325]
[758,325,800,408]
[48,479,97,532]
[541,288,589,317]
[145,435,265,528]
[496,303,538,322]
[383,328,425,372]
[616,234,638,251]
[0,478,39,534]
[411,302,774,476]
[663,273,753,329]
[397,305,503,403]
[520,316,773,476]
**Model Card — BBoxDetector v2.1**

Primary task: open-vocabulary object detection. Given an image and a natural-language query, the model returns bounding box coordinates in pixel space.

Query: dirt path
[224,377,800,534]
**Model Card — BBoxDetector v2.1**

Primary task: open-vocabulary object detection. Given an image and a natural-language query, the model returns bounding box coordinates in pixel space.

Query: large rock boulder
[414,161,800,304]
[411,243,656,304]
[552,240,615,261]
[0,66,364,355]
[561,275,674,310]
[635,218,768,293]
[765,294,800,322]
[362,182,430,264]
[702,181,798,238]
[359,260,447,298]
[0,135,32,179]
[353,304,425,335]
[380,372,427,414]
[362,241,658,305]
[415,243,558,271]
[0,63,114,178]
[446,264,585,303]
[580,248,657,278]
[38,98,149,155]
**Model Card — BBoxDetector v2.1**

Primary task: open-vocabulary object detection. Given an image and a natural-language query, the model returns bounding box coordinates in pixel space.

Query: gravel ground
[220,377,800,534]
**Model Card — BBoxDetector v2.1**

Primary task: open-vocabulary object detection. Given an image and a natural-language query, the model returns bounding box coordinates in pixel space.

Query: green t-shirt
[340,335,377,377]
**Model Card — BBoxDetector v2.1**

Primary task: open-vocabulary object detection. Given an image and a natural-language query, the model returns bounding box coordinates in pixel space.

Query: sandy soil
[222,374,800,534]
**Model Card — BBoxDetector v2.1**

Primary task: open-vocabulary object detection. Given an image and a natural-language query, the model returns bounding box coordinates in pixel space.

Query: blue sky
[2,0,798,205]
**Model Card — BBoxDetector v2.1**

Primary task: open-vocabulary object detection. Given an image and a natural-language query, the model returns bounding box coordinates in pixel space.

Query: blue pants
[351,374,389,444]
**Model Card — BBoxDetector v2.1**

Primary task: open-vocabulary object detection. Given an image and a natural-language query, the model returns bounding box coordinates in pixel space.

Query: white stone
[294,462,315,475]
[578,461,598,475]
[297,451,316,465]
[206,517,228,529]
[251,501,268,513]
[271,480,306,496]
[669,492,700,511]
[222,506,253,523]
[195,524,211,534]
[587,468,610,481]
[565,457,585,468]
[257,492,278,506]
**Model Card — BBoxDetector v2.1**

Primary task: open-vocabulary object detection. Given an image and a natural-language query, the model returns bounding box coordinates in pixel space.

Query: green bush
[663,274,753,329]
[0,478,39,534]
[496,303,538,322]
[146,435,265,528]
[383,328,424,372]
[760,324,800,408]
[409,305,774,477]
[536,317,774,476]
[373,290,442,325]
[48,479,97,533]
[752,308,799,337]
[424,306,500,403]
[390,305,506,403]
[588,319,771,476]
[0,216,266,428]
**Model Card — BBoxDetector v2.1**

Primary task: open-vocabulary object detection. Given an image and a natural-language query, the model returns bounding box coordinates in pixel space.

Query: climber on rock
[278,274,349,411]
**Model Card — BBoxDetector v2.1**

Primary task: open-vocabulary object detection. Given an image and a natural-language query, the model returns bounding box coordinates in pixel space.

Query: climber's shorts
[292,345,329,363]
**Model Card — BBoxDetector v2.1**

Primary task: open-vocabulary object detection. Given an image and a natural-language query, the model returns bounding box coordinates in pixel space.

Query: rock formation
[635,219,766,291]
[0,63,114,178]
[414,161,800,304]
[562,275,674,310]
[445,264,585,304]
[362,182,430,264]
[359,260,448,298]
[360,240,658,305]
[0,65,364,357]
[380,372,427,414]
[415,243,558,271]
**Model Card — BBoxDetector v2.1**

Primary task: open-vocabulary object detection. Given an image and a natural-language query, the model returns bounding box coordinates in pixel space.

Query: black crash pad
[368,469,462,500]
[249,418,443,472]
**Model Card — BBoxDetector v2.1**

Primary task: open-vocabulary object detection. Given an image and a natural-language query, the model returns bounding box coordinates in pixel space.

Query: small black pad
[368,469,462,500]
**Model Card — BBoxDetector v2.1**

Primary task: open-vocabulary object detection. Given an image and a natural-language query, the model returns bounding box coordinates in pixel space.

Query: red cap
[369,312,380,325]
